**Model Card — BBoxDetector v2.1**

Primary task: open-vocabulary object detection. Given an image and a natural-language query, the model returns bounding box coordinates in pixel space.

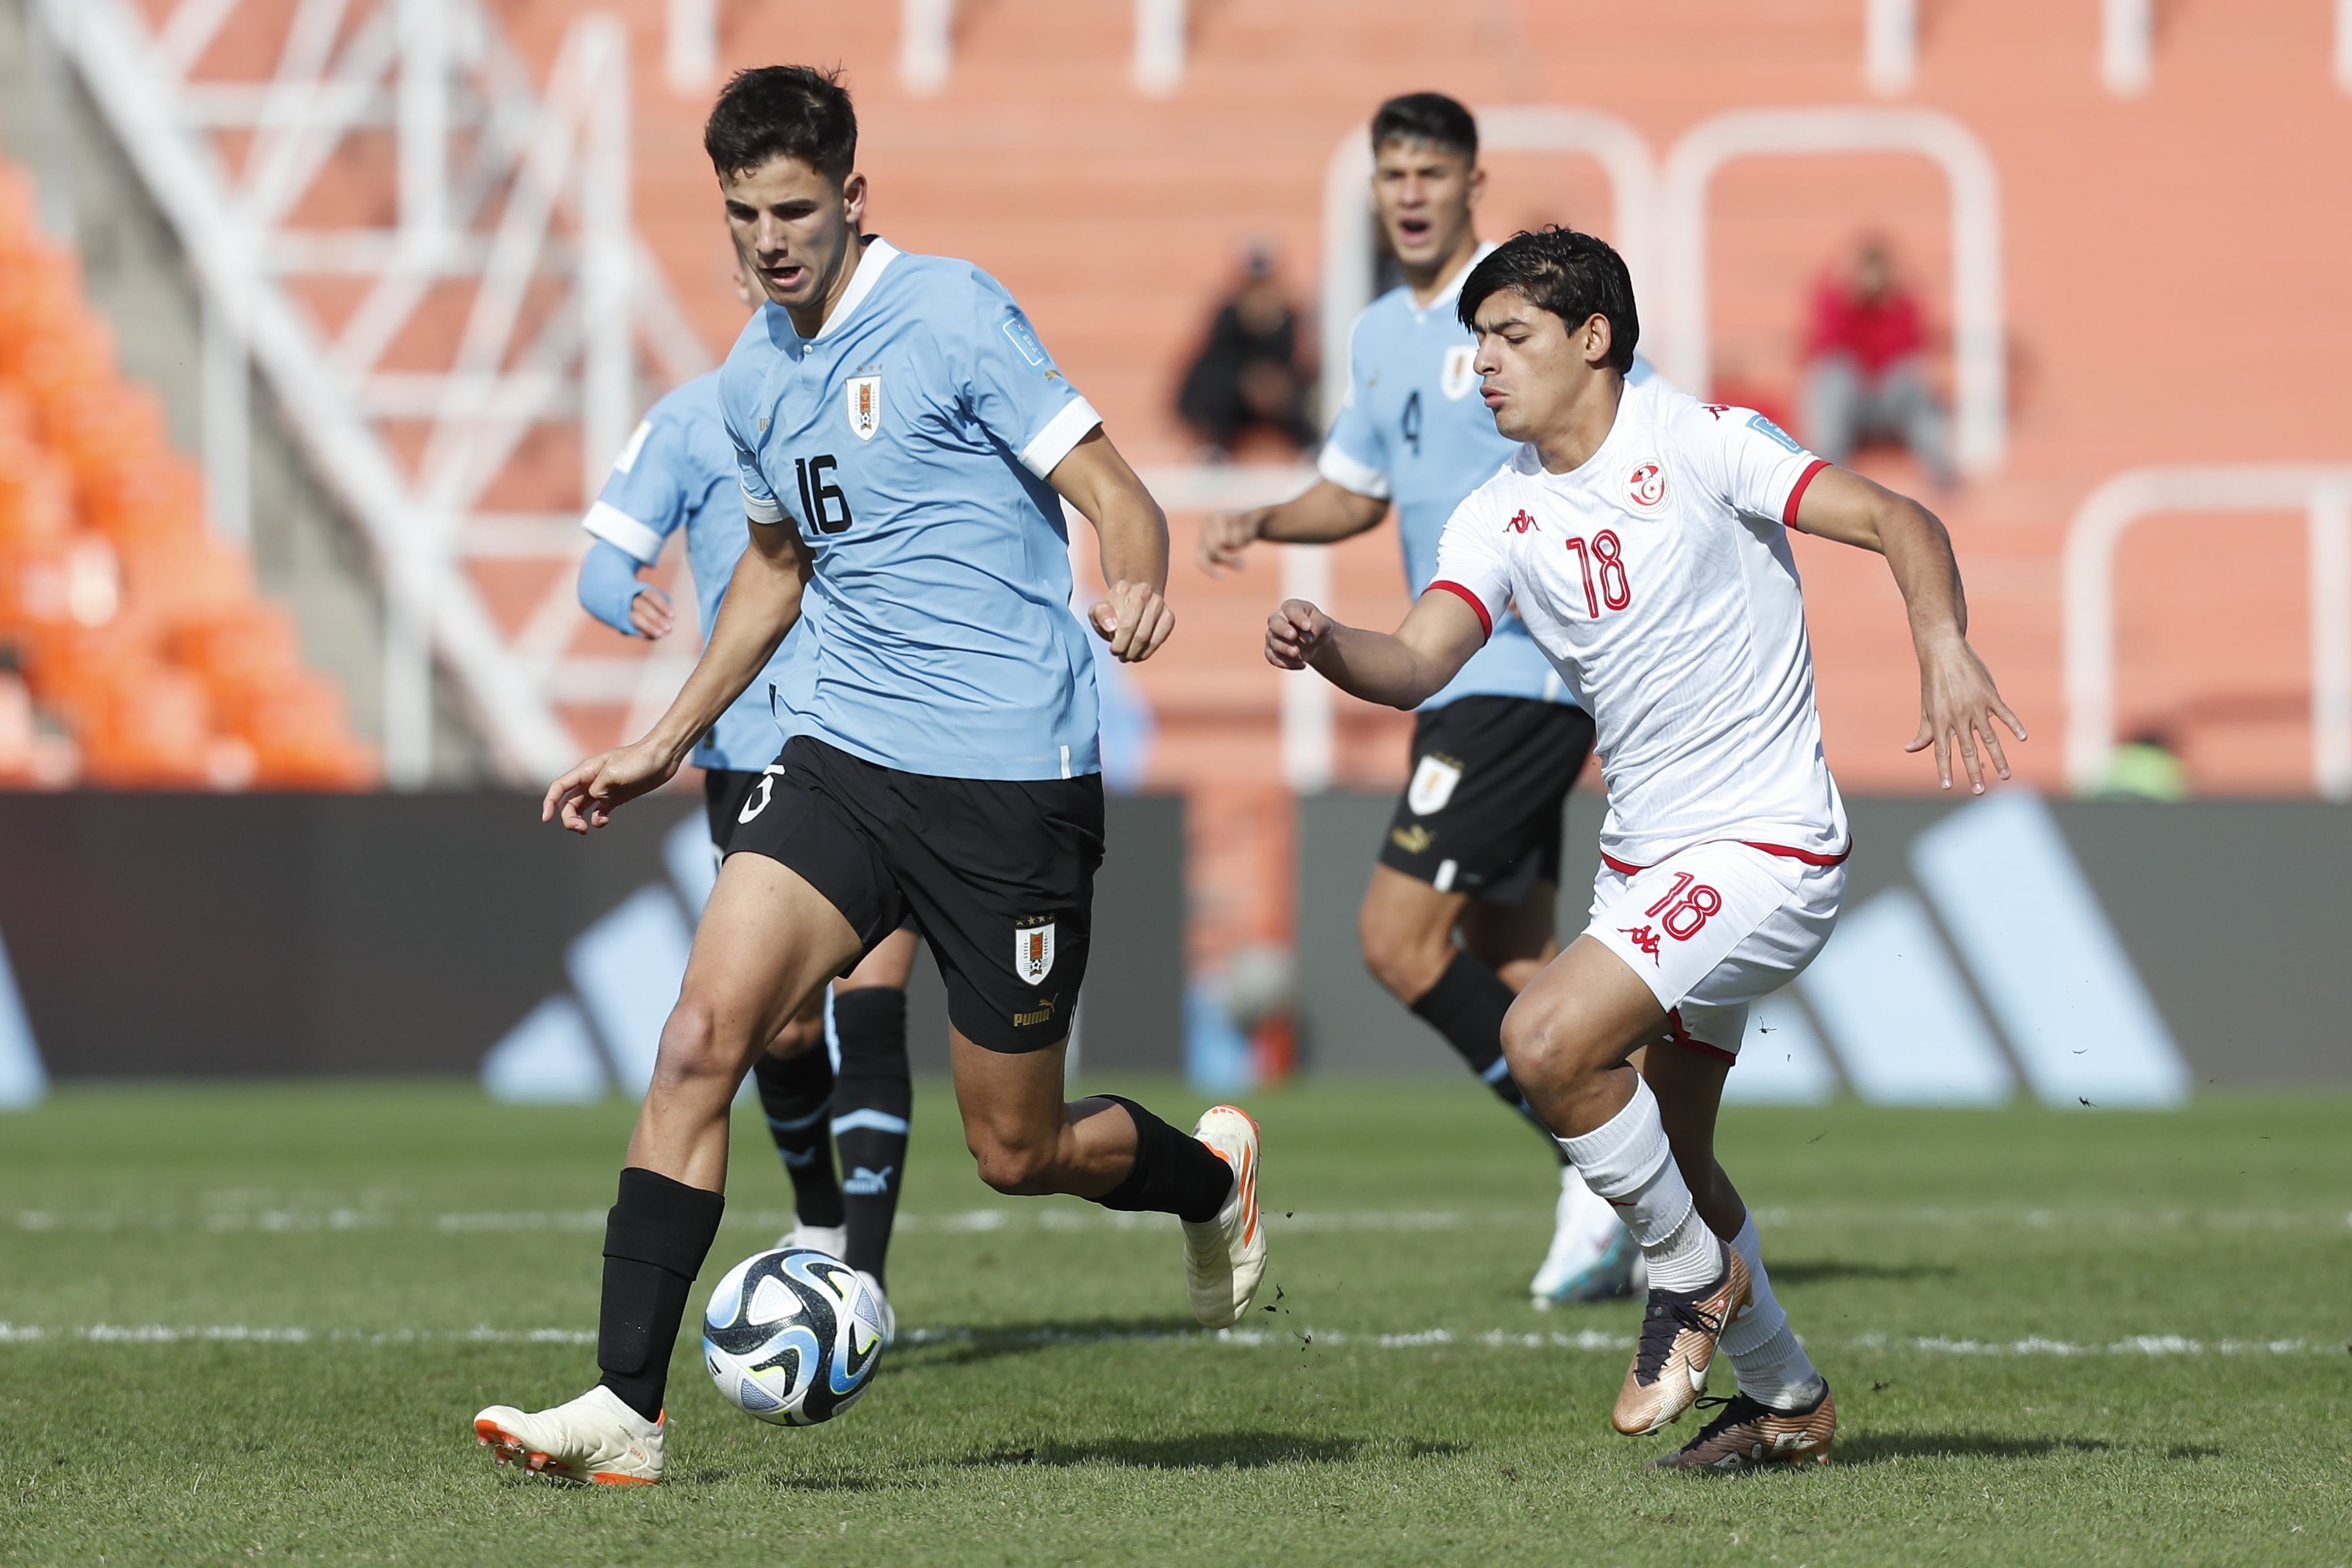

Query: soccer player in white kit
[1267,228,2024,1469]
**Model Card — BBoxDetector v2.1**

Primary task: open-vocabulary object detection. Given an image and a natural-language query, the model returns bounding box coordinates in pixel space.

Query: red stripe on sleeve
[1428,580,1493,640]
[1781,458,1830,529]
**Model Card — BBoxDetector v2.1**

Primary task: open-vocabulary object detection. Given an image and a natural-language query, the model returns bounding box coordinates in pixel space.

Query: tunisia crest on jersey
[846,374,882,441]
[1627,460,1669,513]
[1015,920,1056,984]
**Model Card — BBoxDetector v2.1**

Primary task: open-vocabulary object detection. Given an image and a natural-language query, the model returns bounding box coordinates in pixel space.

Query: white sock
[1720,1214,1824,1410]
[1557,1164,1621,1244]
[1556,1078,1723,1295]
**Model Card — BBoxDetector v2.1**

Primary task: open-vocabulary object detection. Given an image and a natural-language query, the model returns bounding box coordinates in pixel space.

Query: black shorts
[723,736,1103,1054]
[1376,695,1596,905]
[703,767,765,853]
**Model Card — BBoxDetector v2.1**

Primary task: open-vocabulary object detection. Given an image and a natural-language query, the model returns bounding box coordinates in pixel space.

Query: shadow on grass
[958,1432,1363,1471]
[1832,1432,2113,1466]
[888,1317,1208,1373]
[1766,1259,1960,1286]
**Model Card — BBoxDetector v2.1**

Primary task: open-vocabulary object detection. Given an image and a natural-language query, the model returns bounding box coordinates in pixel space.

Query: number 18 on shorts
[1585,840,1846,1055]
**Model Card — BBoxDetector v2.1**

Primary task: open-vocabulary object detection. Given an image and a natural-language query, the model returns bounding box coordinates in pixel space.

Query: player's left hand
[1089,580,1175,663]
[1907,634,2026,793]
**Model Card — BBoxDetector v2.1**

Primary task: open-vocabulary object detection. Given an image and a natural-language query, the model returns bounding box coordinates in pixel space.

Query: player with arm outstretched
[1267,227,2023,1470]
[474,67,1262,1486]
[575,259,919,1330]
[1199,93,1637,1306]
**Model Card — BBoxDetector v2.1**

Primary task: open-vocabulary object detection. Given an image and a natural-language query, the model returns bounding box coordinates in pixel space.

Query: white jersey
[1429,378,1849,871]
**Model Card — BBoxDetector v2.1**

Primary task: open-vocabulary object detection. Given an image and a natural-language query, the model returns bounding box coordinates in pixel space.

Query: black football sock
[1093,1096,1234,1224]
[831,987,912,1288]
[1410,950,1568,1160]
[751,1046,845,1230]
[596,1166,725,1423]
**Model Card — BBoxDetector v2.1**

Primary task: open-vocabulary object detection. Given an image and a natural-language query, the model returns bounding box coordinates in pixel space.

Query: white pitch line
[0,1323,2326,1357]
[12,1205,2351,1235]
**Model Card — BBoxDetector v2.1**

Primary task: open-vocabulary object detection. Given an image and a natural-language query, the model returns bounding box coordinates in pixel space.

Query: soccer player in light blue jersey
[475,68,1263,1485]
[576,262,919,1321]
[1200,94,1636,1308]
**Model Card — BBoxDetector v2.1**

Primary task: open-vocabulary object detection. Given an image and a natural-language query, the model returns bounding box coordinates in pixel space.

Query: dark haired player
[475,66,1264,1485]
[1267,227,2022,1469]
[575,256,919,1331]
[1202,93,1641,1306]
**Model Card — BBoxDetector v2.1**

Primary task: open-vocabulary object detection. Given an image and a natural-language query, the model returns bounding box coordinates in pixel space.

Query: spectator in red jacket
[1802,238,1955,489]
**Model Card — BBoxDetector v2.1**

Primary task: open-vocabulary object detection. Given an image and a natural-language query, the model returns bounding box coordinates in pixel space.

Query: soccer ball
[701,1246,888,1425]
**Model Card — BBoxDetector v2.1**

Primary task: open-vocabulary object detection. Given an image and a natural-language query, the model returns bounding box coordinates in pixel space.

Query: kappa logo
[1506,509,1540,534]
[1627,461,1668,511]
[1439,344,1479,401]
[845,374,882,441]
[1619,924,1663,963]
[1700,403,1731,420]
[1406,754,1464,816]
[1015,920,1056,984]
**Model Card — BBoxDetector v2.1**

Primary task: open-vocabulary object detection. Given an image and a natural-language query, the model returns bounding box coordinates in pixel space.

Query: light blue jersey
[1320,246,1659,712]
[722,238,1105,782]
[583,371,807,771]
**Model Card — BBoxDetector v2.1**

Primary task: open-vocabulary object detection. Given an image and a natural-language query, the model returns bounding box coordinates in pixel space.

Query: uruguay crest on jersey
[1015,919,1056,984]
[846,373,882,441]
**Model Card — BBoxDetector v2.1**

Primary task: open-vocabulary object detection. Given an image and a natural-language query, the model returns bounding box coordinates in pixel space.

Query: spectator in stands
[1176,242,1315,459]
[1802,238,1955,490]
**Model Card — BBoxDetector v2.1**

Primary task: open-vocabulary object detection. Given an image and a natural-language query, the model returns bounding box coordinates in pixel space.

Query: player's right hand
[542,741,679,834]
[1265,598,1333,670]
[1196,506,1271,577]
[627,586,675,639]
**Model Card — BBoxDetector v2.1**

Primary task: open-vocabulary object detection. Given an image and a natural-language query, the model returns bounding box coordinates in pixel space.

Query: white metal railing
[1658,106,2006,475]
[1134,0,1186,97]
[1318,107,1656,439]
[902,0,953,96]
[1865,0,1917,96]
[666,0,717,96]
[2063,466,2352,799]
[39,0,712,786]
[2101,0,2154,97]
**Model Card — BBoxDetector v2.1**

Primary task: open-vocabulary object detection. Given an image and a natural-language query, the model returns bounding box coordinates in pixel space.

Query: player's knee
[1499,987,1604,1089]
[765,1007,825,1060]
[649,994,744,1095]
[967,1128,1056,1195]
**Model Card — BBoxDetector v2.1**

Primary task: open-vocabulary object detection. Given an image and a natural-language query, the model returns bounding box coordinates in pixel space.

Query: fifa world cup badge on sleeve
[846,374,882,441]
[1015,919,1056,984]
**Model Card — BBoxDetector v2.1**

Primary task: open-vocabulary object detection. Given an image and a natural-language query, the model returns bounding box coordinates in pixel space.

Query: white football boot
[855,1269,898,1346]
[1530,1166,1641,1307]
[473,1384,663,1485]
[1183,1104,1267,1328]
[780,1221,848,1258]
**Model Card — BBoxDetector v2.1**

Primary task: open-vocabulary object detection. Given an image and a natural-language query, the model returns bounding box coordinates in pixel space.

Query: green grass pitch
[3,1078,2347,1565]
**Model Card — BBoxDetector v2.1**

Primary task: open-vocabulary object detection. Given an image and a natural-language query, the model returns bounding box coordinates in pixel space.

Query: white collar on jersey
[1409,239,1500,321]
[796,236,901,344]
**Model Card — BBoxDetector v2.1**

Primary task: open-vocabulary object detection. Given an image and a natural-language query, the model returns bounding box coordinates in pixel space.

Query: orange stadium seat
[0,160,376,791]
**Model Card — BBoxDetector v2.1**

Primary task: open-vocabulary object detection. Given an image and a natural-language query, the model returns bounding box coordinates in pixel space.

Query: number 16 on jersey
[793,454,853,534]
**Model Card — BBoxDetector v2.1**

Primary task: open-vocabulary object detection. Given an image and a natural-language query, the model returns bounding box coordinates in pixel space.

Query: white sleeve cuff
[740,482,786,525]
[1317,441,1392,500]
[581,500,665,563]
[1019,397,1103,480]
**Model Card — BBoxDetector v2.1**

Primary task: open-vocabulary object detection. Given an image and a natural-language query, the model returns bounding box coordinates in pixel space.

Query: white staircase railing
[2065,466,2352,799]
[37,0,713,786]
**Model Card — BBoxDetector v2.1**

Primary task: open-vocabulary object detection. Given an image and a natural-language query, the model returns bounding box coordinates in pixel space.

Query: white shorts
[1585,840,1846,1059]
